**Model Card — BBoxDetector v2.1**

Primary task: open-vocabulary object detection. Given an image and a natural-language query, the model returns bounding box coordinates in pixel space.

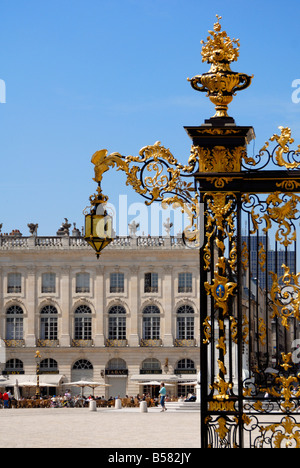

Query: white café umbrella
[62,380,111,396]
[14,379,21,401]
[138,381,175,386]
[16,381,57,398]
[17,381,57,388]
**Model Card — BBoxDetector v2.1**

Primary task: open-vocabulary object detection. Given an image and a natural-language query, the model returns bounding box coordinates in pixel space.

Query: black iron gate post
[199,199,208,448]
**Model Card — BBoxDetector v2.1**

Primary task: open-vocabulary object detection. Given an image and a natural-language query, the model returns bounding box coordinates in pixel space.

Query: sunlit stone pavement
[0,407,200,449]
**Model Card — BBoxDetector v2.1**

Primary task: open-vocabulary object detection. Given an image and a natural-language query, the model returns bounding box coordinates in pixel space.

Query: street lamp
[35,351,41,398]
[84,183,113,259]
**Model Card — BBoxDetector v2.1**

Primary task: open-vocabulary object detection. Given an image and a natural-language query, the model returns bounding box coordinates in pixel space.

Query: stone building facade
[0,234,200,398]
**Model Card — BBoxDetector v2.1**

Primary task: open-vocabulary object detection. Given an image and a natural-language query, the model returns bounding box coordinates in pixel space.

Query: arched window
[106,358,127,370]
[108,305,126,340]
[72,359,93,370]
[74,305,92,340]
[176,358,195,371]
[40,358,58,373]
[6,305,24,340]
[176,305,195,340]
[142,305,160,340]
[5,358,23,373]
[141,358,161,373]
[40,305,58,340]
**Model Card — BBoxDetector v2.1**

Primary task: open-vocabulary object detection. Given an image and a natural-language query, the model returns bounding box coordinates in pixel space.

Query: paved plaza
[0,406,200,449]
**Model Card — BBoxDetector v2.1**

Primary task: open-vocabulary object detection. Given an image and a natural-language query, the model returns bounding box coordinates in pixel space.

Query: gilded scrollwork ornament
[88,141,202,244]
[269,265,300,329]
[260,126,300,170]
[258,417,300,448]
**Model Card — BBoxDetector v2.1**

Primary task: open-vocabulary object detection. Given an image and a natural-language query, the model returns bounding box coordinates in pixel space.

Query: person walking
[3,391,9,409]
[159,382,167,412]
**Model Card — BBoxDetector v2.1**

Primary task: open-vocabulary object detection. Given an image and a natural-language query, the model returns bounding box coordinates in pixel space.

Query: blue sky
[1,0,300,236]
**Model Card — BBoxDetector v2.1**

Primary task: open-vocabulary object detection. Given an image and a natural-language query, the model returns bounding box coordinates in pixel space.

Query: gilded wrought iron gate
[189,16,300,448]
[84,16,300,448]
[197,130,300,448]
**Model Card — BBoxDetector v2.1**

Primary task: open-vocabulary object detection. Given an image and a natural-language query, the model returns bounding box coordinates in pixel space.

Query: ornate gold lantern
[84,160,114,258]
[84,203,113,259]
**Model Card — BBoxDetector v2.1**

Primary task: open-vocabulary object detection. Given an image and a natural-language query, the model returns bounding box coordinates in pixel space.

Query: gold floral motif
[228,240,237,273]
[200,15,240,67]
[215,417,230,441]
[280,352,293,372]
[197,128,240,135]
[260,417,300,448]
[258,242,266,272]
[211,375,232,401]
[91,149,128,184]
[265,192,300,247]
[216,336,226,357]
[260,355,300,414]
[243,192,300,247]
[260,126,300,170]
[217,359,227,377]
[203,316,211,344]
[253,401,265,412]
[204,193,236,270]
[198,145,246,172]
[258,417,300,448]
[269,265,300,329]
[258,318,267,346]
[241,242,249,270]
[242,314,249,344]
[230,316,238,344]
[276,180,300,191]
[206,177,233,188]
[268,374,300,413]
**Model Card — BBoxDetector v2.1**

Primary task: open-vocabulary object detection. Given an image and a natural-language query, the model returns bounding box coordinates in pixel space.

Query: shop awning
[4,374,65,387]
[130,374,179,382]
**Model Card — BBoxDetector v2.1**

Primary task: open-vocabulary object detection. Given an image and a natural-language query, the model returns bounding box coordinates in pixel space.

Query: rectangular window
[108,317,126,340]
[143,317,160,340]
[144,273,158,293]
[41,317,58,341]
[7,273,22,294]
[42,273,56,294]
[76,273,90,293]
[74,317,92,340]
[177,317,194,340]
[178,272,192,293]
[6,318,23,340]
[110,273,124,293]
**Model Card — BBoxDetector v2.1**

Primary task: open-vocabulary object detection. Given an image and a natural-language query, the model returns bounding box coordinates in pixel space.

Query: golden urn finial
[188,15,253,120]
